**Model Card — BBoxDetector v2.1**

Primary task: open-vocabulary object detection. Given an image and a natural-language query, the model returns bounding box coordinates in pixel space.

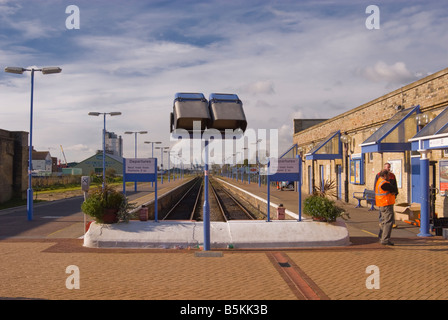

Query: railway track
[162,177,202,221]
[209,178,255,221]
[163,176,255,221]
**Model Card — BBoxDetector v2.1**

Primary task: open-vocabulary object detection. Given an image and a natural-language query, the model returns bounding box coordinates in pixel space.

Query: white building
[32,150,52,175]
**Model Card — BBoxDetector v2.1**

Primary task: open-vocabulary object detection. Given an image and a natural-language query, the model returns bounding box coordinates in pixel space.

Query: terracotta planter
[85,221,93,232]
[102,208,119,224]
[312,216,327,222]
[139,206,148,221]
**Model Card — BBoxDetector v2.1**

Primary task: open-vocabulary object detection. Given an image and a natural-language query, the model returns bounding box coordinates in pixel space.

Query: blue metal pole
[155,158,158,222]
[27,69,35,221]
[151,143,154,188]
[418,151,432,237]
[160,149,163,184]
[203,139,210,250]
[122,158,126,196]
[297,155,302,222]
[134,132,137,192]
[267,161,271,222]
[168,152,170,182]
[102,113,106,190]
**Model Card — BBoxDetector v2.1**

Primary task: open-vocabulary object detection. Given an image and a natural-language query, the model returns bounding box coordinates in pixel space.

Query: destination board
[269,158,300,174]
[125,158,155,174]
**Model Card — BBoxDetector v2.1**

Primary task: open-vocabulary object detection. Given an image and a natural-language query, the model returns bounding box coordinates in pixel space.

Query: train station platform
[83,175,351,249]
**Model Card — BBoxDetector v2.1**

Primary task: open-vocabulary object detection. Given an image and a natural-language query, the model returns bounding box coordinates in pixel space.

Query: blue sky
[1,0,448,164]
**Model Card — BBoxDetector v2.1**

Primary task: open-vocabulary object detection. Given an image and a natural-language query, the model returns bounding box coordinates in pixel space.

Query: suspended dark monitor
[208,93,247,132]
[170,92,210,132]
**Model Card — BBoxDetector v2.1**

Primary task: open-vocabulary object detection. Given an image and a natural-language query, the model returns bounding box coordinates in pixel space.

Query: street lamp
[164,150,171,182]
[145,141,161,187]
[155,146,169,184]
[5,66,62,221]
[144,141,162,158]
[125,131,148,191]
[252,139,262,187]
[88,111,122,189]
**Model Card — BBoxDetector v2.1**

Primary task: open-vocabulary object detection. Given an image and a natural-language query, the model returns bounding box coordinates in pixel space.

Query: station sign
[125,158,156,174]
[269,158,300,175]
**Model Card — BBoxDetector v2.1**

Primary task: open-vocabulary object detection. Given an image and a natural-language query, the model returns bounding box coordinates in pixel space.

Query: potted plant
[304,191,349,222]
[81,185,136,224]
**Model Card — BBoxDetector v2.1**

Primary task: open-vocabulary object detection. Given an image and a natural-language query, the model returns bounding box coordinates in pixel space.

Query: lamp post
[88,112,122,190]
[164,149,171,182]
[144,141,161,187]
[155,146,169,184]
[232,153,237,180]
[340,133,352,203]
[125,131,148,191]
[5,66,62,221]
[242,147,248,183]
[252,139,262,187]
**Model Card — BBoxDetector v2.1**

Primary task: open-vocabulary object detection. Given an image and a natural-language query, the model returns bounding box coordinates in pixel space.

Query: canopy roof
[361,105,420,153]
[409,106,448,150]
[305,131,341,160]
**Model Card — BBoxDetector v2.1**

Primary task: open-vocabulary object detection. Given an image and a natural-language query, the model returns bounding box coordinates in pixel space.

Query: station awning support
[360,105,420,153]
[305,131,342,160]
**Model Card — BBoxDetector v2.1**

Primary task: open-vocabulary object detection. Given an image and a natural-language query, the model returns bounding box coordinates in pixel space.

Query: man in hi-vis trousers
[375,169,398,246]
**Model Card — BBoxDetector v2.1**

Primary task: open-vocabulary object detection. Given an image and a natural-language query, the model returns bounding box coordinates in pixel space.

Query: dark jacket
[374,171,398,195]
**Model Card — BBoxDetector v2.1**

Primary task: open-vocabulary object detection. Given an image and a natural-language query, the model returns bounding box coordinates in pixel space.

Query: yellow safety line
[361,229,377,237]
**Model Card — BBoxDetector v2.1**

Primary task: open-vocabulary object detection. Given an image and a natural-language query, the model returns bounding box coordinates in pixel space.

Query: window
[350,154,365,185]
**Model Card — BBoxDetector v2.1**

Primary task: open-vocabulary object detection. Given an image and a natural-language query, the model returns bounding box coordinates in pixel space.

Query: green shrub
[81,184,136,223]
[303,195,348,222]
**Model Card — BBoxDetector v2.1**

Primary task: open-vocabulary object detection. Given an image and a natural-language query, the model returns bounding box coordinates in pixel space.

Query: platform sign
[266,157,302,222]
[268,158,300,182]
[123,158,159,221]
[124,158,156,182]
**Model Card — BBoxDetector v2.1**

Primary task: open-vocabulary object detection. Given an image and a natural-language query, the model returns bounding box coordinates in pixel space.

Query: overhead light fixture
[4,67,26,74]
[41,67,62,75]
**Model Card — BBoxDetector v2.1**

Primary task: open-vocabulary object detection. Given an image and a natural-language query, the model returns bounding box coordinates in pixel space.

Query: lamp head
[41,67,62,75]
[5,67,26,74]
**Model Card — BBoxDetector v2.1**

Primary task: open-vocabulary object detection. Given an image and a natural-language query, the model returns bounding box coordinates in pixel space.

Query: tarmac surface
[1,175,447,305]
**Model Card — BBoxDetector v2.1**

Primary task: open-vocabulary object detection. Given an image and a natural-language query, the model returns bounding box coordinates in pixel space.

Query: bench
[353,189,376,211]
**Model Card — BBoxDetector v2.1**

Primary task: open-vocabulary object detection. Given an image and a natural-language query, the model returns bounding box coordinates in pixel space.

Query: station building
[0,129,28,203]
[73,152,123,176]
[293,67,448,219]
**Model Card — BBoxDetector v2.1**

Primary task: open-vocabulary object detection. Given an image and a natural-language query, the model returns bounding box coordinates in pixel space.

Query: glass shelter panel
[362,107,418,145]
[413,107,448,139]
[315,134,340,155]
[381,116,418,144]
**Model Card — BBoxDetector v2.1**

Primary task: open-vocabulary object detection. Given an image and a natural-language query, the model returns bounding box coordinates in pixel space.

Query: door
[308,166,313,194]
[430,161,437,220]
[336,165,342,200]
[411,156,420,203]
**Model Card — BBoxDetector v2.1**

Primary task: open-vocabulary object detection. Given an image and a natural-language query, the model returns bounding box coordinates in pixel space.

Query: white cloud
[1,1,448,163]
[357,61,418,86]
[239,80,275,95]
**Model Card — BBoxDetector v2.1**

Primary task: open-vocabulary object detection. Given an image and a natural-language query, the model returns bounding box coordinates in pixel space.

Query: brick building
[293,67,448,218]
[0,129,28,203]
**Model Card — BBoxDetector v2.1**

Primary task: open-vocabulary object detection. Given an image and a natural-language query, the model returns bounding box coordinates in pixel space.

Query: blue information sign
[266,157,302,222]
[123,158,159,221]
